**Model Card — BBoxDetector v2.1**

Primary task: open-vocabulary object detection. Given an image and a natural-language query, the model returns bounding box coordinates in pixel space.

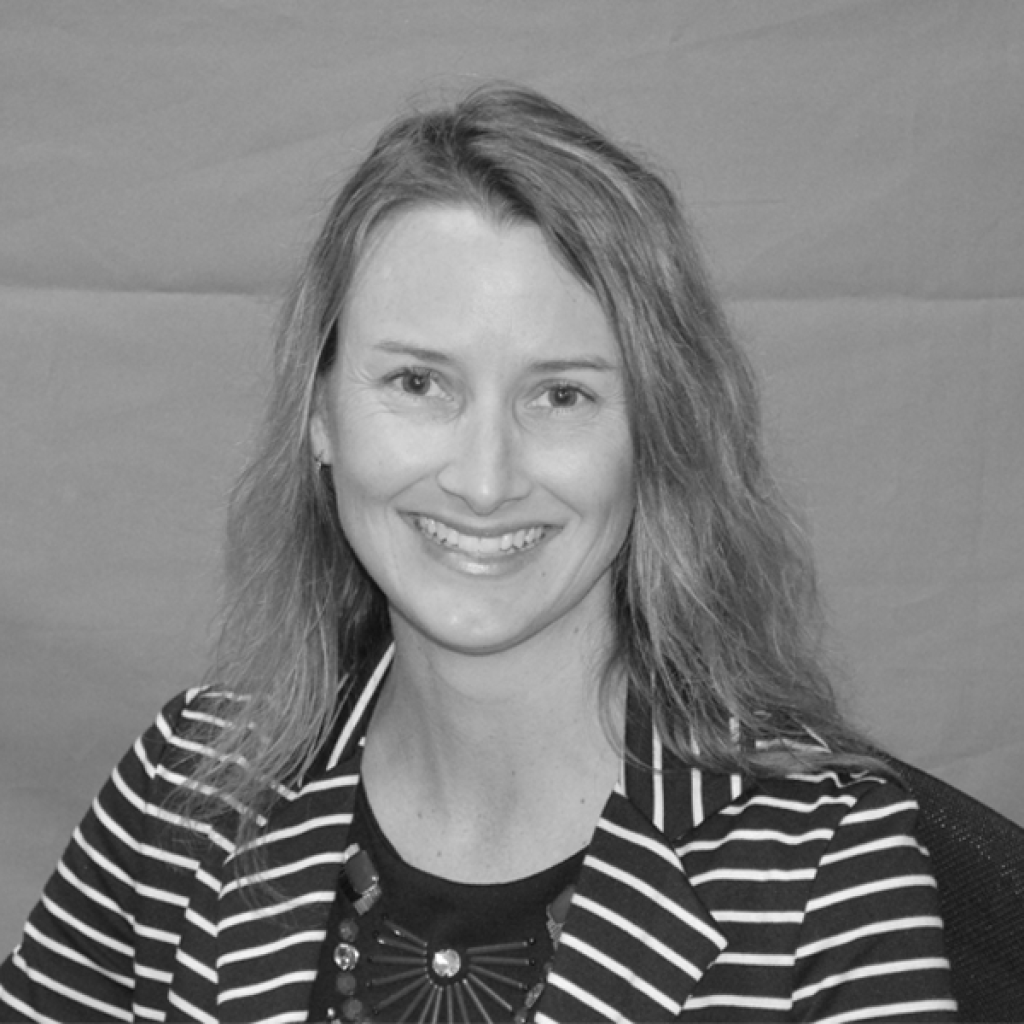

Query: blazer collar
[621,698,753,843]
[533,701,748,1022]
[211,649,746,1023]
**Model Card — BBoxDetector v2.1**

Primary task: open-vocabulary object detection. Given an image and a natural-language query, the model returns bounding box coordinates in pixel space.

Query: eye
[548,384,583,408]
[390,368,443,398]
[534,382,593,411]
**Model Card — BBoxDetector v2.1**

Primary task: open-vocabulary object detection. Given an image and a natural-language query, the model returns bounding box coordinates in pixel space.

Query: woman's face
[312,205,634,658]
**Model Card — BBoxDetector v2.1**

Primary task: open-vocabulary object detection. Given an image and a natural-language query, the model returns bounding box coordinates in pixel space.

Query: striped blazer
[1,652,958,1023]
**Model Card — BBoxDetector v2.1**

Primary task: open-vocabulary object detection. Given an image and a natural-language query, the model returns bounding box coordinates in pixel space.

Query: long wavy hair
[184,83,880,842]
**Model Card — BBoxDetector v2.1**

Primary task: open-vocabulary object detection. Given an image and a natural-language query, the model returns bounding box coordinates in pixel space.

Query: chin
[391,602,545,657]
[423,621,534,656]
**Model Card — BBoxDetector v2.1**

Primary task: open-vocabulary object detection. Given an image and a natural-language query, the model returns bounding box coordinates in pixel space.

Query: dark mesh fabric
[886,756,1024,1022]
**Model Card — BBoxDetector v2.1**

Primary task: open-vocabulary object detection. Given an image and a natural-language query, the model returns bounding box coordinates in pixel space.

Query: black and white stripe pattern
[1,657,957,1022]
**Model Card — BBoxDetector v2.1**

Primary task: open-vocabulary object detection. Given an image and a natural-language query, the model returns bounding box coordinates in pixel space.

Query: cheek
[600,456,635,533]
[545,434,634,524]
[332,410,436,509]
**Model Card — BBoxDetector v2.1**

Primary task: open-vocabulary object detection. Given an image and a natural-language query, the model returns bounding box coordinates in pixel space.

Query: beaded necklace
[317,792,581,1024]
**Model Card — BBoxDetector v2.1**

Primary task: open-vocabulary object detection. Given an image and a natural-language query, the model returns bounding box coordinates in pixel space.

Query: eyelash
[384,369,594,411]
[536,382,593,410]
[387,368,445,398]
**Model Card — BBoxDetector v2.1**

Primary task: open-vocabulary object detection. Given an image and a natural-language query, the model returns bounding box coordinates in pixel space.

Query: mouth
[413,516,549,557]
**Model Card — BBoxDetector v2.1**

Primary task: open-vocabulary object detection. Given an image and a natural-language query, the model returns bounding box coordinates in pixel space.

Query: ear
[309,381,335,466]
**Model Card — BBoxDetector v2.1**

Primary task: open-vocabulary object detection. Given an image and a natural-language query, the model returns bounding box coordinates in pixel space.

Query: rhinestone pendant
[333,942,360,971]
[430,947,462,979]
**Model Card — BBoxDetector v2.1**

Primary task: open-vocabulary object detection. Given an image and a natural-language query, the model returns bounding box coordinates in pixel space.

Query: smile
[413,517,548,556]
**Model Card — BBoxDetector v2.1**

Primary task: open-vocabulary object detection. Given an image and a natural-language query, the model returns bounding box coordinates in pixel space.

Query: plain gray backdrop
[2,0,1022,951]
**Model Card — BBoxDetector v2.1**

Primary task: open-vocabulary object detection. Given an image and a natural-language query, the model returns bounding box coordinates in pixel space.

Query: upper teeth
[415,518,546,555]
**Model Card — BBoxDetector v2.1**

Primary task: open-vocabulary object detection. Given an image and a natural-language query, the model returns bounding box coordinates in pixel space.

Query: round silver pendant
[430,947,462,979]
[333,941,360,971]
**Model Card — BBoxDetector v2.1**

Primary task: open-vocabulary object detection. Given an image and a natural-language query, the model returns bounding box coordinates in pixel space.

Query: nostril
[435,428,528,514]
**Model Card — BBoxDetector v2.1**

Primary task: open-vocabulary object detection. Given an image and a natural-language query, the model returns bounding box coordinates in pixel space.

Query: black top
[308,784,585,1023]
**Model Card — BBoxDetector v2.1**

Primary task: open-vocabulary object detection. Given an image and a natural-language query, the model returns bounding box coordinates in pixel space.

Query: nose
[436,403,530,515]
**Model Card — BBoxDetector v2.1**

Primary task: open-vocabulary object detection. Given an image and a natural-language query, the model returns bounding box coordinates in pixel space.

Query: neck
[361,619,624,882]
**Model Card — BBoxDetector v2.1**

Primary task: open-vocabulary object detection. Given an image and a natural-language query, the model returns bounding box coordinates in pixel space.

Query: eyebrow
[531,357,618,373]
[372,341,619,373]
[373,341,457,366]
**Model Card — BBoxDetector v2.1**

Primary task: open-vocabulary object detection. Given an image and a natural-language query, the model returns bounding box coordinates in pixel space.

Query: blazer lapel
[536,791,726,1023]
[211,652,392,1023]
[213,769,358,1022]
[536,704,752,1023]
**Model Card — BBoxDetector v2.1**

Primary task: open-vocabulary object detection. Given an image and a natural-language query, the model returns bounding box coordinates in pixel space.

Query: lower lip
[406,518,552,577]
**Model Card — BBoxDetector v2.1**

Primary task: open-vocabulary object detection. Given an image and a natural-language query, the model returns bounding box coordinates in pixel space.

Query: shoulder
[92,686,215,802]
[675,768,927,902]
[98,686,252,861]
[673,771,956,1018]
[672,768,943,979]
[135,685,246,774]
[753,767,915,824]
[754,769,925,861]
[152,684,243,740]
[0,689,244,1022]
[678,767,920,859]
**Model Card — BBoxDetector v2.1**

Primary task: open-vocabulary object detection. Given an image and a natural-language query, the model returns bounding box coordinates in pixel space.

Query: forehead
[342,205,620,363]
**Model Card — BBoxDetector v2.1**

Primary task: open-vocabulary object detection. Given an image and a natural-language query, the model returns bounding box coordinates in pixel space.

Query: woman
[1,85,957,1023]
